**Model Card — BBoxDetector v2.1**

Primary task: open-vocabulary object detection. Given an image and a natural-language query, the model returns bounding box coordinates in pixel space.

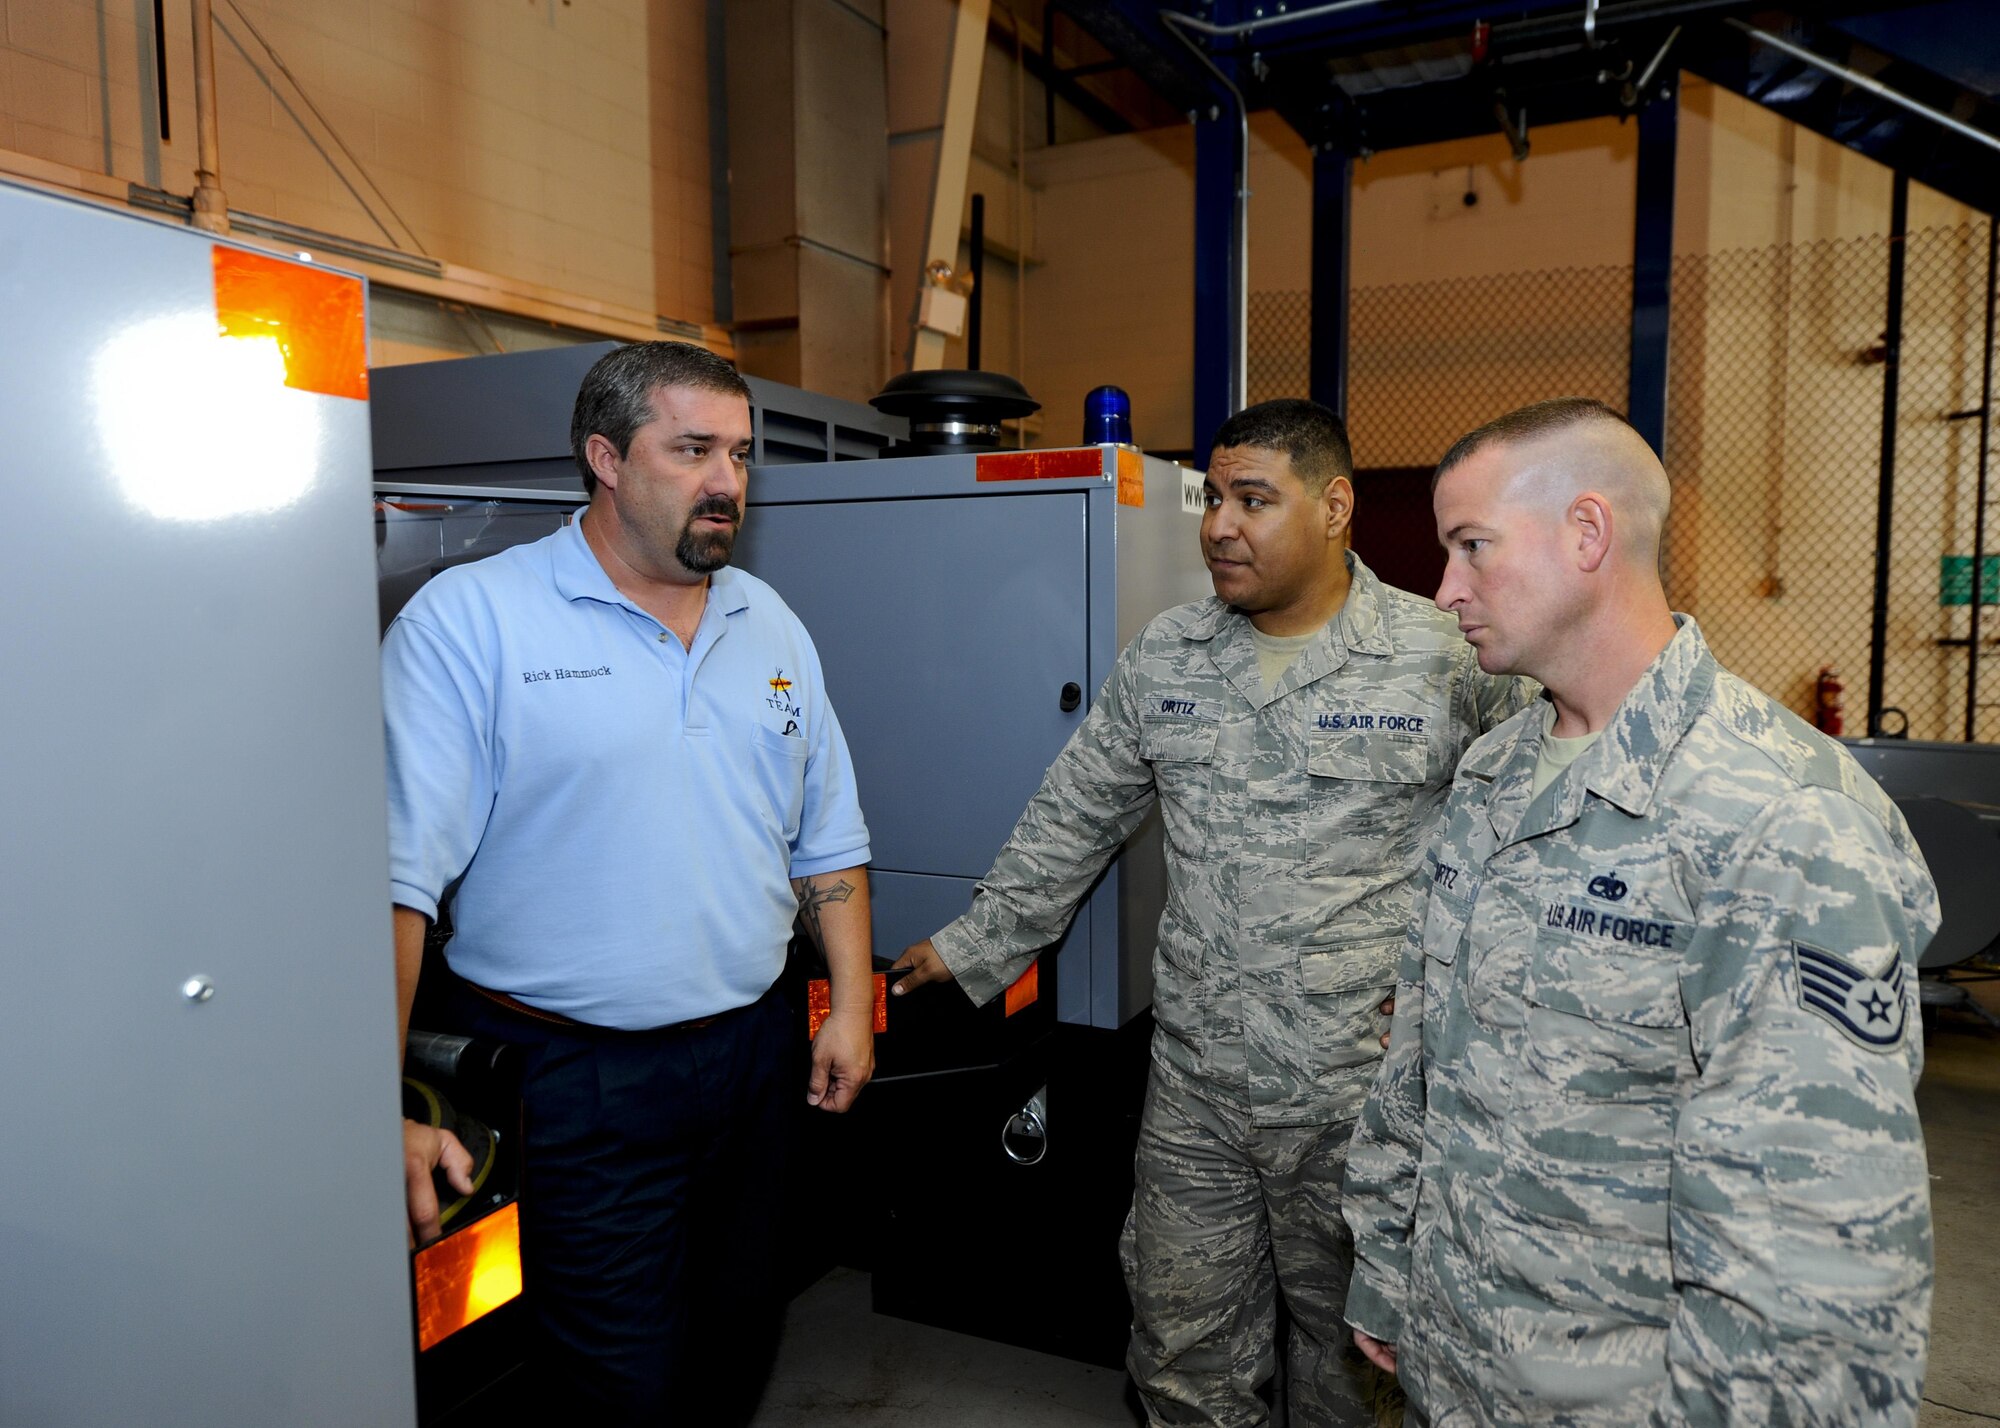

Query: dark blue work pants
[443,977,797,1426]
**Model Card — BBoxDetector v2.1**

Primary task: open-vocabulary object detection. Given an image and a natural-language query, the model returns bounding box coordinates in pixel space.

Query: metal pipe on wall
[1967,216,1997,741]
[968,193,985,370]
[189,0,229,233]
[1868,172,1910,738]
[1166,0,1381,38]
[1726,19,2000,161]
[151,0,172,143]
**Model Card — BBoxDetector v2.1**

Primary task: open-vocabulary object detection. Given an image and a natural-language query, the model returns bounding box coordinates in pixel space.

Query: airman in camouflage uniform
[894,400,1530,1427]
[1343,399,1938,1426]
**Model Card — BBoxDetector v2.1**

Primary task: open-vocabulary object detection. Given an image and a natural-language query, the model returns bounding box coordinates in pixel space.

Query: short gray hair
[570,341,752,495]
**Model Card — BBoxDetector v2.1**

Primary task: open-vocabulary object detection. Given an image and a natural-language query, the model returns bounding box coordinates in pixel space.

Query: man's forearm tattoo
[792,875,856,950]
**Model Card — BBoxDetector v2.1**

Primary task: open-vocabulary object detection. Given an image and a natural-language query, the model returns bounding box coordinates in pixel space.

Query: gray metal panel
[741,448,1211,1031]
[376,498,573,629]
[0,182,415,1425]
[743,374,904,464]
[1844,737,2000,802]
[734,491,1093,880]
[372,341,616,471]
[369,346,902,477]
[1894,797,2000,968]
[377,459,584,495]
[1114,454,1214,654]
[377,480,581,503]
[1842,740,2000,970]
[748,449,1112,503]
[867,870,981,960]
[869,867,1088,1036]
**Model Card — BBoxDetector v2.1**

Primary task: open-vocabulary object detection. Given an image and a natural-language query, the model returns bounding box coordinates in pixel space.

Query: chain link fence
[1666,224,1997,742]
[1247,220,1998,741]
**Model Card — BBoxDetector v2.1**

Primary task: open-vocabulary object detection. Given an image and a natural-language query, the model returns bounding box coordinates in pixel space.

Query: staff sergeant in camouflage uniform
[892,399,1531,1427]
[1343,398,1939,1425]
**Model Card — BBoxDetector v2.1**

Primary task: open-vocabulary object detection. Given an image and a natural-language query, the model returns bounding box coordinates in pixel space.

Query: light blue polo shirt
[382,514,870,1029]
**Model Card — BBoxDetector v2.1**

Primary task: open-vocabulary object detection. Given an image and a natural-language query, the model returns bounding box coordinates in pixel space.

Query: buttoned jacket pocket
[1149,901,1208,1060]
[1416,869,1477,1065]
[1522,922,1688,1100]
[1140,715,1220,859]
[1515,922,1690,1187]
[1527,922,1689,1032]
[1306,731,1437,874]
[1306,729,1431,786]
[1299,932,1401,1073]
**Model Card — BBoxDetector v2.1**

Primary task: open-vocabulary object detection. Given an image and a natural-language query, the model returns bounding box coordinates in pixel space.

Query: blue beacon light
[1083,385,1133,446]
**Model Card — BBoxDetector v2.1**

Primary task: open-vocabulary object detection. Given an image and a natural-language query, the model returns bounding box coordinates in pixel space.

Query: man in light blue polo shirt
[383,341,874,1422]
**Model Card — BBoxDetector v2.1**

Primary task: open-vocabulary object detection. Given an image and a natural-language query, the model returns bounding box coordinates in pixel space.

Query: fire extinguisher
[1815,666,1845,737]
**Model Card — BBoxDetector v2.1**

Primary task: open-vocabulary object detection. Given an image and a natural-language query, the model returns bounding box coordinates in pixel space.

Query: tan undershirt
[1248,625,1320,696]
[1531,701,1602,800]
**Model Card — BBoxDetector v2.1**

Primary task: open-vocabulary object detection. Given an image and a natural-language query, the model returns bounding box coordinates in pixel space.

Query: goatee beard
[678,528,733,573]
[677,495,740,573]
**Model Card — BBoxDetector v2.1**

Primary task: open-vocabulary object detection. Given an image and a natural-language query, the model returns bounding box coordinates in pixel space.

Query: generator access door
[737,489,1094,883]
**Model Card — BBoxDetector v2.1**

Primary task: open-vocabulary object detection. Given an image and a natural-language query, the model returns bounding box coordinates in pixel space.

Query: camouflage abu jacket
[931,552,1531,1126]
[1342,617,1939,1426]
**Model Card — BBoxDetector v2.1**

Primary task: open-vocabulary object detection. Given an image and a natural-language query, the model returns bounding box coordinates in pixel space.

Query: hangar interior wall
[1026,83,1993,741]
[5,8,1993,737]
[1,0,720,359]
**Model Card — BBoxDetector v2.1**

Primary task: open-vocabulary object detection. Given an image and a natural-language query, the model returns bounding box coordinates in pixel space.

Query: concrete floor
[748,1267,1141,1428]
[749,991,2000,1427]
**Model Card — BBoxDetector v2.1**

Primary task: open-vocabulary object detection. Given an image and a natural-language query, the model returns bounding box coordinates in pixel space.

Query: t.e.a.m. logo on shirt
[765,668,803,734]
[521,665,611,684]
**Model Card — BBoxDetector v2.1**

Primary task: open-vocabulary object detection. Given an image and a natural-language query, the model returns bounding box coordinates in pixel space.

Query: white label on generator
[1181,468,1205,516]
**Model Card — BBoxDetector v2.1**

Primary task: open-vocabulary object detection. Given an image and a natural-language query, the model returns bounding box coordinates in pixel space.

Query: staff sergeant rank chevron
[1794,941,1910,1050]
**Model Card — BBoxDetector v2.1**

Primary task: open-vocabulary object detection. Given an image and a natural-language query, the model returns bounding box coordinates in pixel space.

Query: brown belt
[467,981,722,1034]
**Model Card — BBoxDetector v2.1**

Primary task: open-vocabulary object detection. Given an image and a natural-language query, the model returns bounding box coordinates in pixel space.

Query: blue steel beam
[1194,57,1246,463]
[1834,1,2000,103]
[1686,15,2000,217]
[1310,146,1352,421]
[1064,0,2000,462]
[1628,72,1678,458]
[1055,1,1222,113]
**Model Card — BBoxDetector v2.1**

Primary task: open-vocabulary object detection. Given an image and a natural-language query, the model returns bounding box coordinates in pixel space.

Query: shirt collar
[1568,613,1715,817]
[1182,550,1393,652]
[1479,614,1716,843]
[550,510,751,618]
[1181,551,1397,708]
[1332,551,1394,658]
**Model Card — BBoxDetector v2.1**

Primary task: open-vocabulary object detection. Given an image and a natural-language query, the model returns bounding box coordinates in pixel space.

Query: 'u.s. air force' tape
[1793,942,1907,1051]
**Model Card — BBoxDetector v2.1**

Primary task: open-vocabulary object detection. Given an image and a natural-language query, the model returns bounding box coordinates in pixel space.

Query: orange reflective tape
[212,246,368,400]
[1003,960,1039,1017]
[976,448,1106,482]
[807,978,832,1037]
[414,1201,522,1352]
[806,974,889,1038]
[1116,447,1145,507]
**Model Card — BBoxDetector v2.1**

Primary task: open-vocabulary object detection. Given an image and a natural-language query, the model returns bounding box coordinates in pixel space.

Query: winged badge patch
[1793,942,1907,1051]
